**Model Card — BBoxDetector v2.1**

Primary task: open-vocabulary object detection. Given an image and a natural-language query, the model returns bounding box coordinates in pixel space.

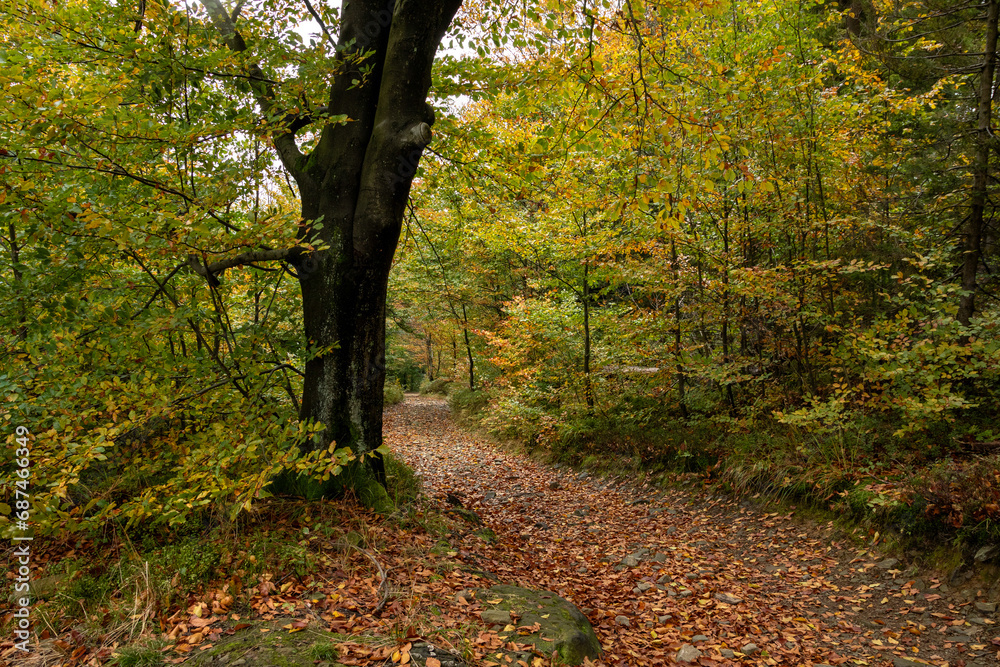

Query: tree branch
[285,105,330,134]
[187,247,303,285]
[303,0,337,50]
[200,0,308,183]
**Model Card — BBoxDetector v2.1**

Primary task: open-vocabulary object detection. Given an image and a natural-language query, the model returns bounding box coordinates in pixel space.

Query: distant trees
[842,0,999,325]
[391,0,1000,449]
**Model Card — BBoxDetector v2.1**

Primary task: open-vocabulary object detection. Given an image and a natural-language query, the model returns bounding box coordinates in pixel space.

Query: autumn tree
[0,0,464,521]
[191,0,463,502]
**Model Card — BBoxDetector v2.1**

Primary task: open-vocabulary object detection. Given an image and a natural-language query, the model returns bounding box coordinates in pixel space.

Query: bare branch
[187,247,303,284]
[303,0,337,50]
[200,0,309,183]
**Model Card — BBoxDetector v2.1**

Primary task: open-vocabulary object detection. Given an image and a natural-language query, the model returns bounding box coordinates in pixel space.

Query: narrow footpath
[385,396,999,667]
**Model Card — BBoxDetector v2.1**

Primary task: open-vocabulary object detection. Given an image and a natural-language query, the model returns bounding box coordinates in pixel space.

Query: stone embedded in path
[691,635,709,642]
[636,582,652,593]
[477,585,601,665]
[741,643,760,655]
[548,480,560,490]
[676,644,701,663]
[974,601,996,613]
[720,649,736,659]
[714,592,743,604]
[615,615,630,627]
[877,558,900,570]
[408,642,467,667]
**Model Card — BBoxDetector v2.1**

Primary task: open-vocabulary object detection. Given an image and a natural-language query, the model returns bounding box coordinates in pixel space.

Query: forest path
[385,396,996,667]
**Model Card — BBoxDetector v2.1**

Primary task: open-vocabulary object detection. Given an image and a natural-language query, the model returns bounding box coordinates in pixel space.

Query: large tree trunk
[202,0,462,506]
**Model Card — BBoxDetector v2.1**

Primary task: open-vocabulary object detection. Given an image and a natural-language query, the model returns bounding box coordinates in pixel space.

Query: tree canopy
[1,0,999,541]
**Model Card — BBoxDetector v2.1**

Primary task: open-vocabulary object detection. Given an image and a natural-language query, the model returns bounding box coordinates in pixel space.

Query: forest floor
[5,396,999,667]
[385,395,1000,667]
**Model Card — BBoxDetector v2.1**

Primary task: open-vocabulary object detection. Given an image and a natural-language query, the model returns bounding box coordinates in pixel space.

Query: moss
[180,618,358,667]
[474,527,497,544]
[109,644,166,667]
[477,585,601,666]
[269,460,394,514]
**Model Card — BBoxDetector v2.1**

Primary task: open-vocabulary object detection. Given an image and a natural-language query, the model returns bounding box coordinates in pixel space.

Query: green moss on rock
[476,585,601,665]
[179,618,354,667]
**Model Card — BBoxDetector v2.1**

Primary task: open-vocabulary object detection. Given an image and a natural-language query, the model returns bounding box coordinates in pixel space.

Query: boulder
[477,585,601,665]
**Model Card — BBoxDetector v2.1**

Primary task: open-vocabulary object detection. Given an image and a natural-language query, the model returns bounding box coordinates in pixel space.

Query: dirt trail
[386,396,999,667]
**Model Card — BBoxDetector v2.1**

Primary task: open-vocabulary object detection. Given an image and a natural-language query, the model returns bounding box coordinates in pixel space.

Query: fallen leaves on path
[386,396,1000,667]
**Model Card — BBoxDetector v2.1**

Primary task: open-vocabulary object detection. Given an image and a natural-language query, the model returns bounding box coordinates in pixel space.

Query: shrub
[384,380,405,406]
[148,537,222,589]
[448,388,489,421]
[419,377,455,395]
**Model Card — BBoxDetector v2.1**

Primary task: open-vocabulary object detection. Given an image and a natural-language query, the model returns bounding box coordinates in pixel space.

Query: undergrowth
[455,387,1000,569]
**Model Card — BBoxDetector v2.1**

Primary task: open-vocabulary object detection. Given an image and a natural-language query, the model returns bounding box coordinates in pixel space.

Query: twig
[328,540,391,614]
[303,0,337,50]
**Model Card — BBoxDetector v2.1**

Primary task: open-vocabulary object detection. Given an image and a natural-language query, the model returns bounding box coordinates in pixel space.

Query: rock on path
[386,396,1000,667]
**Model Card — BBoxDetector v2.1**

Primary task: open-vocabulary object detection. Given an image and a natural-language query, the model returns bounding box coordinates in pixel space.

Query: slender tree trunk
[426,333,434,381]
[958,0,998,327]
[462,303,475,390]
[8,222,27,341]
[582,260,594,413]
[670,239,688,418]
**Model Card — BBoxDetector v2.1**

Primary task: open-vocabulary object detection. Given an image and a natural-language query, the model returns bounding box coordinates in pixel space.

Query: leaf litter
[3,395,996,667]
